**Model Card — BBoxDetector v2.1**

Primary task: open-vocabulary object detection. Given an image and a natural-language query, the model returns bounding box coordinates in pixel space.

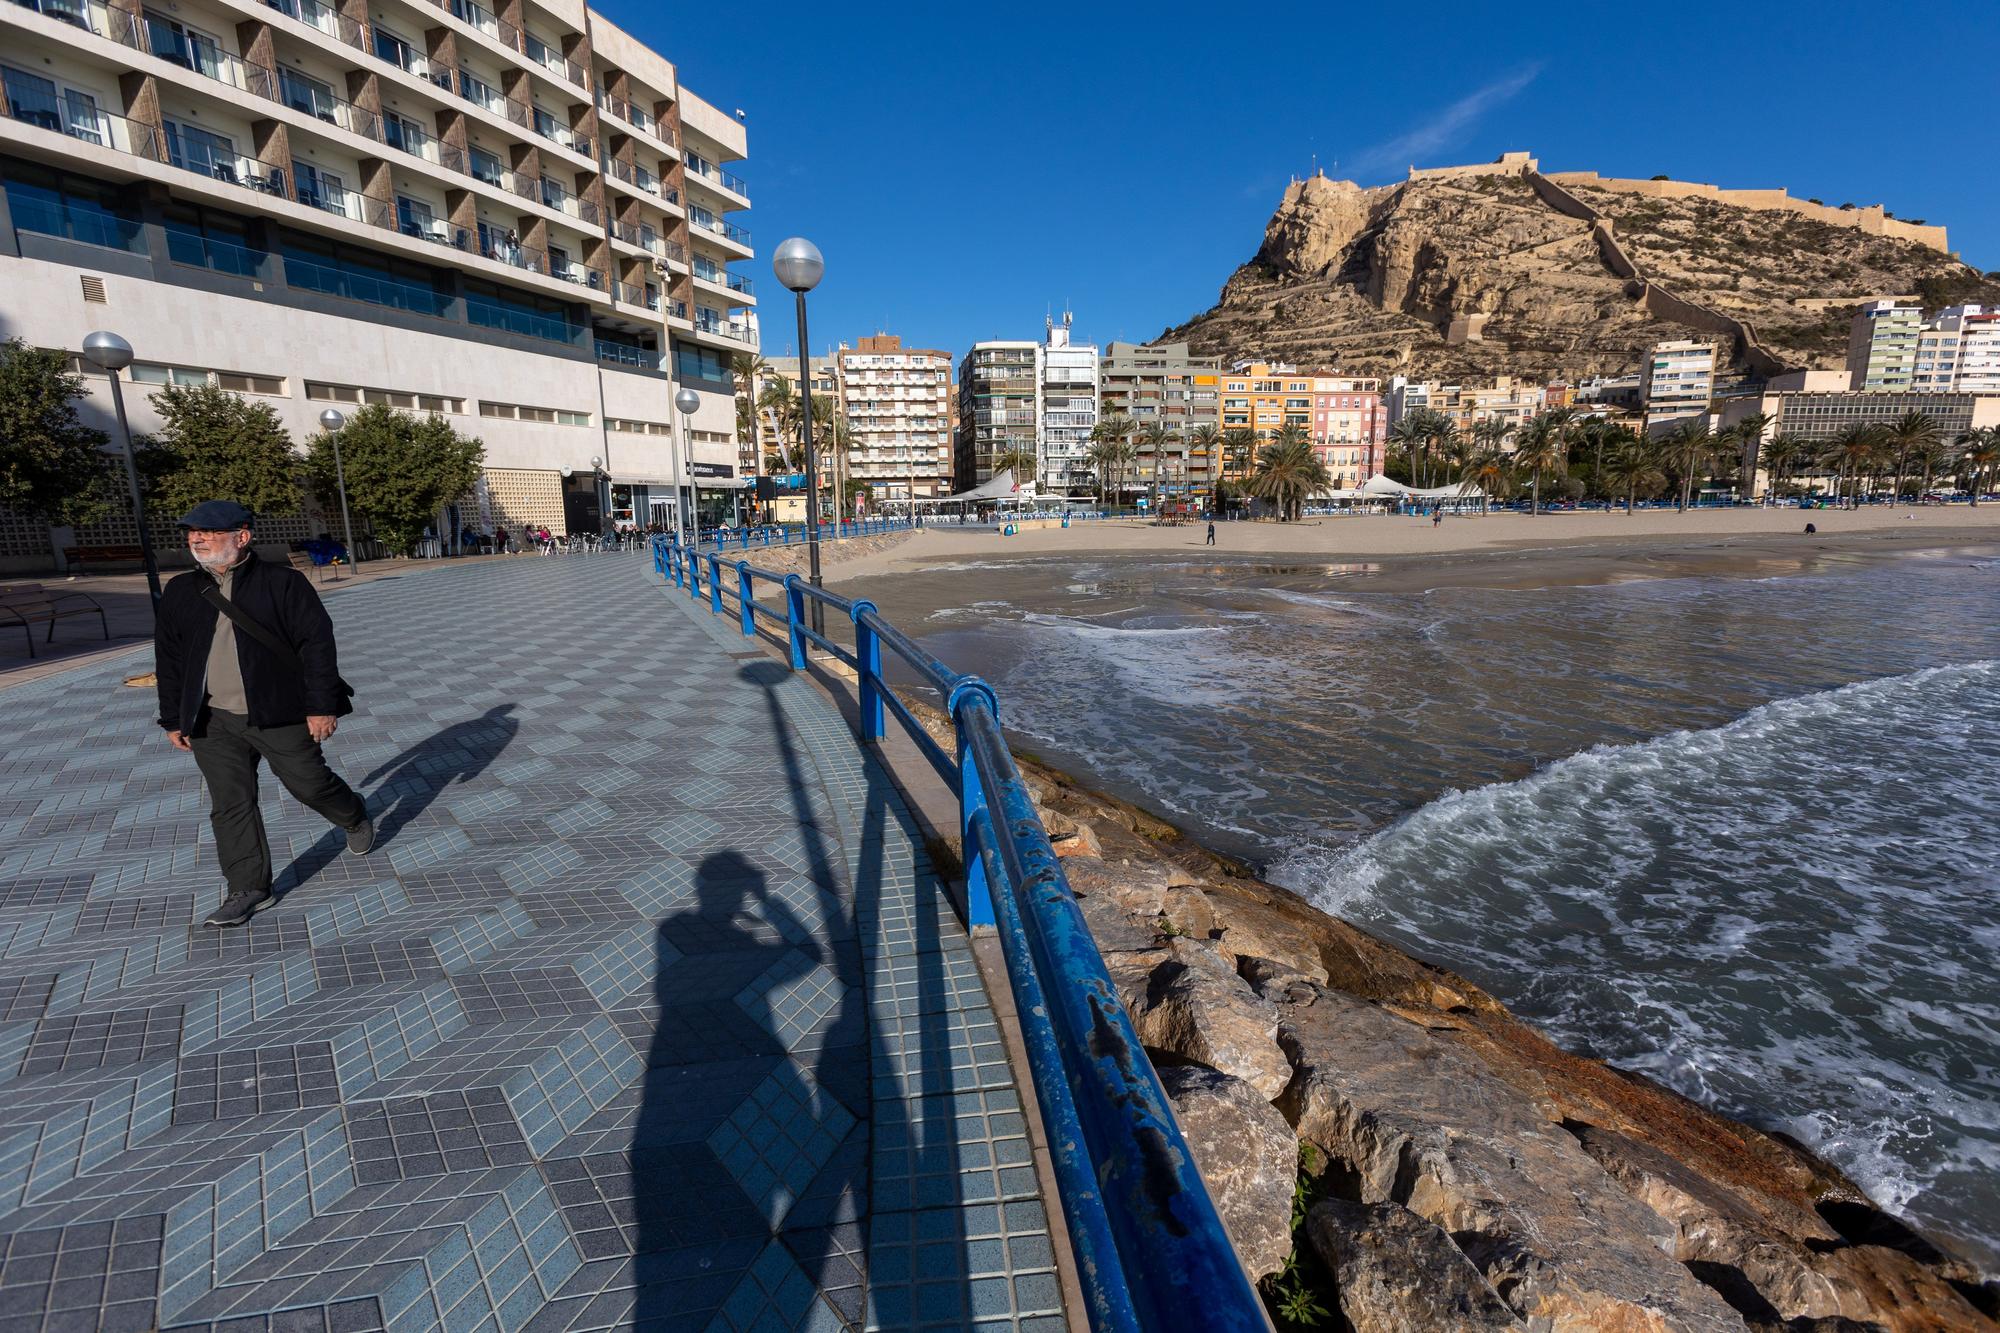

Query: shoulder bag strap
[199,582,304,673]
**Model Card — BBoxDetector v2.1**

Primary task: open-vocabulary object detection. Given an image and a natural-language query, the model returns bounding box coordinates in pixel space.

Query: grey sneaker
[346,816,376,856]
[205,889,274,928]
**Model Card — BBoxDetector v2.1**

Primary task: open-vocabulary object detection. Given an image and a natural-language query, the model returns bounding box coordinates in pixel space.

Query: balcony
[537,176,596,225]
[531,108,589,159]
[593,89,654,137]
[439,0,518,52]
[265,0,366,50]
[455,67,505,116]
[279,68,381,139]
[551,262,601,290]
[687,207,749,248]
[142,18,277,97]
[3,85,161,165]
[521,32,581,88]
[683,149,748,202]
[477,230,545,275]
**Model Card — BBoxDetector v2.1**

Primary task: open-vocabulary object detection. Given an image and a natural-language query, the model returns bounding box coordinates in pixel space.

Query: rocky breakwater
[712,528,913,577]
[1016,764,1998,1332]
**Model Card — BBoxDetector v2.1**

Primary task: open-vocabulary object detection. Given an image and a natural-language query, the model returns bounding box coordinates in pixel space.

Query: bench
[0,583,109,659]
[58,544,145,573]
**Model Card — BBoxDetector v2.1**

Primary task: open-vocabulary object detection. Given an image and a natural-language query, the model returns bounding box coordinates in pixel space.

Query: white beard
[195,549,244,572]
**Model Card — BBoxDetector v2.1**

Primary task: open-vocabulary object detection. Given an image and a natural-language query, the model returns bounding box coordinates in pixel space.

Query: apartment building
[954,340,1037,490]
[1098,340,1219,500]
[1641,340,1718,432]
[1716,370,2000,494]
[1039,312,1097,496]
[1912,304,2000,394]
[1222,363,1383,488]
[0,0,755,563]
[837,333,952,500]
[750,354,834,473]
[1847,299,1923,391]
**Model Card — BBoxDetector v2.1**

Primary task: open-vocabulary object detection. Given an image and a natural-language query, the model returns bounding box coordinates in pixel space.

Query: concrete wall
[1546,172,1950,253]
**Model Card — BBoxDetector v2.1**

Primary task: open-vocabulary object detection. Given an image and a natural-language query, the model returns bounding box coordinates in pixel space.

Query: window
[281,231,450,317]
[463,280,577,342]
[478,400,589,426]
[162,203,264,277]
[675,346,729,383]
[306,381,462,412]
[128,363,284,394]
[291,160,346,216]
[164,120,237,181]
[148,17,223,79]
[470,146,503,186]
[2,158,142,251]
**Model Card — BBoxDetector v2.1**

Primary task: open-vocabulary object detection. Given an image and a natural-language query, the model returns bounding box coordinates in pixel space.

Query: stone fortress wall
[1544,171,1950,254]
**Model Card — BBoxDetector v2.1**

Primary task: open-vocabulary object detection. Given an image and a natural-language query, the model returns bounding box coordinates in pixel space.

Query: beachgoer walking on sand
[1432,509,1442,528]
[1206,521,1216,546]
[154,501,372,928]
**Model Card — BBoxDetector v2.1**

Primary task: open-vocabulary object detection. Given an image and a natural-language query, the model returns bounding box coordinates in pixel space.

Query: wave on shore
[1273,661,2000,1273]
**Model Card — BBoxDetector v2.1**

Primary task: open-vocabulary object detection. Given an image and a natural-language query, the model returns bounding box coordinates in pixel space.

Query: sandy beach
[829,505,2000,590]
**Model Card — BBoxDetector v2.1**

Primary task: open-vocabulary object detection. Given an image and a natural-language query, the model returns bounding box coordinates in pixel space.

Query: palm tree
[1425,418,1462,489]
[1665,418,1714,512]
[991,445,1038,484]
[1959,427,2000,507]
[1729,411,1771,502]
[1387,412,1432,487]
[1759,432,1807,503]
[1137,421,1179,511]
[1221,427,1257,489]
[1187,423,1220,505]
[1823,423,1886,508]
[1513,411,1568,515]
[1881,411,1937,505]
[1460,449,1512,514]
[1247,428,1331,521]
[1911,436,1952,501]
[1602,437,1666,514]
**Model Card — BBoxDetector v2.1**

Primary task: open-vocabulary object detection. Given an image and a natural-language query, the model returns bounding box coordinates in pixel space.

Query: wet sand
[828,506,2000,594]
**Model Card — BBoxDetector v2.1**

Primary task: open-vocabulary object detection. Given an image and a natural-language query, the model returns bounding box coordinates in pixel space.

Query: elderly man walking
[154,501,374,927]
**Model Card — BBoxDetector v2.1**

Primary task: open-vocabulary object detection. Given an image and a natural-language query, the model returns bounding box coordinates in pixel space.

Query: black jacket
[154,552,352,733]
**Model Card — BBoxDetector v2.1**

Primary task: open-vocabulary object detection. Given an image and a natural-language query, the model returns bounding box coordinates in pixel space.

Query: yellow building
[1219,364,1383,487]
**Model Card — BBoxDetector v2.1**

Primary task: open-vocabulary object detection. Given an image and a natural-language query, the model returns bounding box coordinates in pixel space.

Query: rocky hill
[1163,161,2000,383]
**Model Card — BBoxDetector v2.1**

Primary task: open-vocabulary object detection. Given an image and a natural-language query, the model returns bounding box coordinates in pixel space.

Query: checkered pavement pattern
[0,553,1066,1332]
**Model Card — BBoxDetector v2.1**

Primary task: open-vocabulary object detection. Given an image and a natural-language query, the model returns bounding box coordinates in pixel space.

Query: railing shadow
[359,703,519,843]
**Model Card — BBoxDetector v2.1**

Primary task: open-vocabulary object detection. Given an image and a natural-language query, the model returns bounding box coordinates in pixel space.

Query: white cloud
[1349,65,1543,177]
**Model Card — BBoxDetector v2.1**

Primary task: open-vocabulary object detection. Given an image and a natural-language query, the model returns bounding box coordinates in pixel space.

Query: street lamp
[590,454,606,535]
[674,387,701,548]
[316,407,361,569]
[80,331,163,605]
[773,236,824,632]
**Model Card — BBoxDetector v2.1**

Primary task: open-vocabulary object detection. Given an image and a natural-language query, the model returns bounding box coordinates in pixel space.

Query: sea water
[863,547,2000,1272]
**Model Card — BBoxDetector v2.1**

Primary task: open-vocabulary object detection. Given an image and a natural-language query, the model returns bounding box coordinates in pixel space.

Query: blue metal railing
[648,532,1267,1332]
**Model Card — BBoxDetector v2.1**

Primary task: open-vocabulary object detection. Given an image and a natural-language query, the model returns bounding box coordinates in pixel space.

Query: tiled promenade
[0,554,1065,1333]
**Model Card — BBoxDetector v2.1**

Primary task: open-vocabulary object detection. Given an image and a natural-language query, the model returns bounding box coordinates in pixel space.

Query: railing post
[783,574,807,669]
[851,600,883,742]
[737,561,755,636]
[949,677,1001,927]
[670,543,684,587]
[686,547,701,601]
[707,553,723,613]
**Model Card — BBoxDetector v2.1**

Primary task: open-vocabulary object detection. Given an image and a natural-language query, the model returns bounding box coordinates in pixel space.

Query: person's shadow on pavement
[358,703,520,844]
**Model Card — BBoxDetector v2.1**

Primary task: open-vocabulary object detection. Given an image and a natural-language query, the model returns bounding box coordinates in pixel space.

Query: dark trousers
[189,711,365,896]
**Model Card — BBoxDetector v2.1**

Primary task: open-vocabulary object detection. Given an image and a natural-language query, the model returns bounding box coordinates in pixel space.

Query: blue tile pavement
[0,553,1067,1332]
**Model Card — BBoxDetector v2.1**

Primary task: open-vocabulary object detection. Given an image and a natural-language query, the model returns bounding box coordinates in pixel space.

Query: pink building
[1311,378,1385,489]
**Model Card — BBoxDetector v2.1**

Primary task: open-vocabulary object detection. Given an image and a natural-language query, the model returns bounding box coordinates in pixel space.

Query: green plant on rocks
[1263,1141,1334,1331]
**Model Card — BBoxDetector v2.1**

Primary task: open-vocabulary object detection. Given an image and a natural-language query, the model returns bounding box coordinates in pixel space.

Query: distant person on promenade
[1206,520,1216,546]
[1432,509,1443,528]
[153,501,373,929]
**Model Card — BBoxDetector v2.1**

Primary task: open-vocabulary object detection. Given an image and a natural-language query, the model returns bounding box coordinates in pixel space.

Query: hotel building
[836,333,952,500]
[1717,369,2000,494]
[0,0,755,567]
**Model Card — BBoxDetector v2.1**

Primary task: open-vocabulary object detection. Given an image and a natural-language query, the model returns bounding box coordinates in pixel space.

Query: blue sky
[606,0,2000,363]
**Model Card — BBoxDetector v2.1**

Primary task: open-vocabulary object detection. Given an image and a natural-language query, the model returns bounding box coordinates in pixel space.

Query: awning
[913,469,1034,505]
[1354,475,1485,500]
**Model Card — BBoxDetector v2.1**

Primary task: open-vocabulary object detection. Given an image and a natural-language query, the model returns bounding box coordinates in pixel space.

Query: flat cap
[177,500,255,529]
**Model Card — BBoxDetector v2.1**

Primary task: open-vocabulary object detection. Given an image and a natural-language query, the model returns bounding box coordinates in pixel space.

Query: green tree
[304,404,483,555]
[990,446,1038,483]
[1760,432,1808,502]
[0,337,113,525]
[1221,427,1257,493]
[1459,448,1512,514]
[1247,425,1330,521]
[137,382,302,521]
[1137,421,1178,510]
[1186,423,1220,504]
[1729,411,1772,501]
[1664,418,1716,511]
[1821,423,1885,507]
[1386,411,1432,487]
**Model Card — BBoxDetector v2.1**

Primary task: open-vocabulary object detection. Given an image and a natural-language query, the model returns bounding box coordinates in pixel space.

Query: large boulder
[1306,1198,1523,1331]
[1269,979,1744,1332]
[1106,941,1293,1100]
[1572,1125,1996,1332]
[1157,1064,1298,1281]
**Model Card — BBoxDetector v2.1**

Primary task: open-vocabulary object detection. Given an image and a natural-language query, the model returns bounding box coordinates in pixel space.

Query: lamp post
[590,454,606,536]
[316,407,360,569]
[80,331,162,605]
[673,387,700,547]
[773,236,824,632]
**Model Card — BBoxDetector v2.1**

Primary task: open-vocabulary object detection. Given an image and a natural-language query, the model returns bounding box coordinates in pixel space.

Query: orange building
[1219,363,1383,488]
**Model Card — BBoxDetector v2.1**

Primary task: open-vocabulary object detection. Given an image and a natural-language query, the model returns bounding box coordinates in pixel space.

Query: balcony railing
[3,91,161,164]
[266,0,366,50]
[689,211,750,246]
[532,111,590,159]
[727,272,754,296]
[478,232,545,275]
[684,150,749,200]
[552,262,601,289]
[295,178,393,229]
[521,32,581,86]
[666,298,687,320]
[456,67,504,115]
[142,18,276,98]
[279,68,380,139]
[595,339,652,368]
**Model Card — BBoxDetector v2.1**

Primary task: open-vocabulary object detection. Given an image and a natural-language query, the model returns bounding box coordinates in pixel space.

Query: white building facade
[836,334,952,501]
[1037,313,1097,497]
[0,0,755,568]
[1640,339,1717,432]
